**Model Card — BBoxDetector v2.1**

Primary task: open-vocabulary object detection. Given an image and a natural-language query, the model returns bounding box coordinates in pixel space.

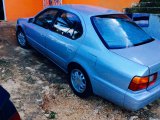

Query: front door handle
[67,48,73,53]
[40,34,45,37]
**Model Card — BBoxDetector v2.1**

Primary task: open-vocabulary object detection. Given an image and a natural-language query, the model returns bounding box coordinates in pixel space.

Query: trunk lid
[111,40,160,75]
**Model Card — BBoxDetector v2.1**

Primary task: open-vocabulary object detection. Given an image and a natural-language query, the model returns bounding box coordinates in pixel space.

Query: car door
[25,8,59,53]
[45,11,83,69]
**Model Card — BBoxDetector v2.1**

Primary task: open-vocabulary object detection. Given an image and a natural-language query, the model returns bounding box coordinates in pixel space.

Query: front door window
[34,9,58,29]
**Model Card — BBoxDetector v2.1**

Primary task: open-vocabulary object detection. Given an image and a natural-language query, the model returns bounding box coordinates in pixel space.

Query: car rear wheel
[69,66,92,98]
[16,29,29,48]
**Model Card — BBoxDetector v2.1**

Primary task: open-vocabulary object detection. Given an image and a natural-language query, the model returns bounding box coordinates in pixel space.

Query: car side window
[52,11,83,40]
[34,9,58,29]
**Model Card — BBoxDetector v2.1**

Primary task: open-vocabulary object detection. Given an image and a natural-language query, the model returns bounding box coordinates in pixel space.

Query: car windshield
[92,15,153,49]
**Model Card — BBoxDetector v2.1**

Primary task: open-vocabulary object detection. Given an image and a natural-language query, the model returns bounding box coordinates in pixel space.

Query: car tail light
[129,73,158,91]
[10,112,21,120]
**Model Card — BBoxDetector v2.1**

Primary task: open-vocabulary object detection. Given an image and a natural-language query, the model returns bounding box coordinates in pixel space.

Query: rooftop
[49,4,121,16]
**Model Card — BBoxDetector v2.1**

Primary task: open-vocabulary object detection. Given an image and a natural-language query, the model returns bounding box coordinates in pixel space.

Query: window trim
[91,15,110,49]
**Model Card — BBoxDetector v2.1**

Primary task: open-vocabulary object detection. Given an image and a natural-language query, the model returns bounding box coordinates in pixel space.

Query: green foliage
[141,0,160,2]
[126,7,160,13]
[125,0,160,13]
[138,2,160,7]
[48,111,57,119]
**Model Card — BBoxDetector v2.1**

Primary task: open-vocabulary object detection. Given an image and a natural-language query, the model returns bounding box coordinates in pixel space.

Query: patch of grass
[25,75,36,84]
[1,69,13,80]
[0,59,10,67]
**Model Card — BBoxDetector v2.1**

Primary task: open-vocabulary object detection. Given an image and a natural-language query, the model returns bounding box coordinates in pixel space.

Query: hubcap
[18,32,26,46]
[71,69,86,93]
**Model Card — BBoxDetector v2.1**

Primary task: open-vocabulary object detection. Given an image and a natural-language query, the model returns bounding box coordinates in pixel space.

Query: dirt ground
[1,22,160,120]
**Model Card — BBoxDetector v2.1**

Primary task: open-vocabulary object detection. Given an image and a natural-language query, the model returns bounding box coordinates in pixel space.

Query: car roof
[48,4,121,17]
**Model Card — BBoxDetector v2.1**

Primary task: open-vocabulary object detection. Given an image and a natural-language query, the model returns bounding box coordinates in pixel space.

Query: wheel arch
[67,61,94,92]
[16,25,25,35]
[16,22,26,34]
[17,25,22,30]
[68,62,83,72]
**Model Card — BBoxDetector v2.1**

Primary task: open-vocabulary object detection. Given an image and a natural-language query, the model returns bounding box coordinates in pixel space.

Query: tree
[125,0,160,13]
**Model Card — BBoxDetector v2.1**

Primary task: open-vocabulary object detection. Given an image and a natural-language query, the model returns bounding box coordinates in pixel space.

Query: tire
[16,28,29,48]
[69,65,92,98]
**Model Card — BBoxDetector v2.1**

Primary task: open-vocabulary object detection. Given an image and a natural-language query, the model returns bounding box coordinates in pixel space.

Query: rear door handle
[48,35,58,42]
[40,34,45,37]
[67,48,73,53]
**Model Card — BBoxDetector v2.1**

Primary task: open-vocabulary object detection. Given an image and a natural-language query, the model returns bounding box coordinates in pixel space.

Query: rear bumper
[124,84,160,111]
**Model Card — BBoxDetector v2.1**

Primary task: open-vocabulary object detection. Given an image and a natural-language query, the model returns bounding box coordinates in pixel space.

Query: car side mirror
[28,18,34,23]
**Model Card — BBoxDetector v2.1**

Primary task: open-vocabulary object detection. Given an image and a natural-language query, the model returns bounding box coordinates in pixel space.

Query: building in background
[0,0,43,21]
[0,0,4,20]
[63,0,140,11]
[43,0,62,8]
[0,0,139,21]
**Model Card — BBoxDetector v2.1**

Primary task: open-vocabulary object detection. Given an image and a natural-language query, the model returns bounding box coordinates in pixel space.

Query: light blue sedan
[16,5,160,111]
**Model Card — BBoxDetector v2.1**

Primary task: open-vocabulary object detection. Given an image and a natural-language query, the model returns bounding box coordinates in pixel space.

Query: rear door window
[52,11,83,40]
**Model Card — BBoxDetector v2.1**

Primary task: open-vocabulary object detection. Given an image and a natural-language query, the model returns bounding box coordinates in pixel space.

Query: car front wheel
[16,29,29,48]
[69,66,92,98]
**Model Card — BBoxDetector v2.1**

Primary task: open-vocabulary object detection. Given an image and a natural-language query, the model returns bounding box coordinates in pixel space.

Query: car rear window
[91,14,153,49]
